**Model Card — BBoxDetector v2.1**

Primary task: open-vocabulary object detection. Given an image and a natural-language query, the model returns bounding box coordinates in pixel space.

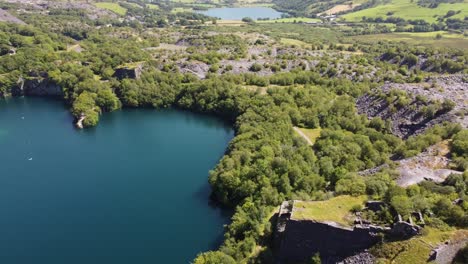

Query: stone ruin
[274,200,424,262]
[113,62,144,80]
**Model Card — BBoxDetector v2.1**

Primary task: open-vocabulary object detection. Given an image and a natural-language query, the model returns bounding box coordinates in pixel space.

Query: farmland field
[348,31,468,50]
[342,0,468,23]
[94,2,127,15]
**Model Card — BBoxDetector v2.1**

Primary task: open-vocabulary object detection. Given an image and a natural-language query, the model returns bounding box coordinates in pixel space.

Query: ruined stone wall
[277,220,382,262]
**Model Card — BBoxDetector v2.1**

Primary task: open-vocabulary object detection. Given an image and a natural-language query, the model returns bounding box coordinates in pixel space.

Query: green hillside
[94,2,128,15]
[342,0,468,23]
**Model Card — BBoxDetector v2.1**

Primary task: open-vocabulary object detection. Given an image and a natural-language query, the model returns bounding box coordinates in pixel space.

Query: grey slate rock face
[13,74,63,97]
[274,201,423,263]
[23,78,63,96]
[274,201,382,263]
[276,219,382,262]
[114,63,144,80]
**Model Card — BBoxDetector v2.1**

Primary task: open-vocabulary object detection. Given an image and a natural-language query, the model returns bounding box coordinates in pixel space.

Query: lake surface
[0,97,234,264]
[197,7,283,20]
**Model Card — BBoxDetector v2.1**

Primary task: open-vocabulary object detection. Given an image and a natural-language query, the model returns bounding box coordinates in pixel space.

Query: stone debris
[395,141,462,187]
[0,9,25,24]
[357,75,468,139]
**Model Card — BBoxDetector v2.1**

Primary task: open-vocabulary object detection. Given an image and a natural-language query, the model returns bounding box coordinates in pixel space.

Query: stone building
[275,199,423,262]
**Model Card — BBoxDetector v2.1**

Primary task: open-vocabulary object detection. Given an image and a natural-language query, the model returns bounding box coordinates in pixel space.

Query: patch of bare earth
[396,141,462,187]
[0,9,25,24]
[321,3,360,16]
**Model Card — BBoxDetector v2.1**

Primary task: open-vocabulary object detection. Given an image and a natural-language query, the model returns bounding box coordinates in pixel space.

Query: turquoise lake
[0,97,234,264]
[197,7,283,20]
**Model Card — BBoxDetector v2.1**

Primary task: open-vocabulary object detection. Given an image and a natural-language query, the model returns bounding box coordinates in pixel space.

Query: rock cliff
[114,63,144,80]
[356,75,467,139]
[275,201,383,262]
[13,75,63,97]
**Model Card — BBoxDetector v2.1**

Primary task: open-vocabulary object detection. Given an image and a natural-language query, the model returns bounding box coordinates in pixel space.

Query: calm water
[197,7,283,20]
[0,97,234,264]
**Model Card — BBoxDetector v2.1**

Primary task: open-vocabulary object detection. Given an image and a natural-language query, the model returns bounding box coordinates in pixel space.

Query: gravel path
[293,127,313,146]
[435,238,468,264]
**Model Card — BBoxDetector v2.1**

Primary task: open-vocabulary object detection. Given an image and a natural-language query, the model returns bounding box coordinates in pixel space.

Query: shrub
[335,175,366,196]
[209,64,220,73]
[225,64,233,72]
[242,17,254,23]
[249,63,263,72]
[390,195,412,217]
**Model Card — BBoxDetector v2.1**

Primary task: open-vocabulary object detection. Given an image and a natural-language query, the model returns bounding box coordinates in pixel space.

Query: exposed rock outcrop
[275,201,383,262]
[360,141,462,186]
[0,9,25,24]
[357,75,468,139]
[275,200,424,263]
[340,252,376,264]
[13,74,63,97]
[114,63,144,80]
[75,114,86,129]
[276,219,383,262]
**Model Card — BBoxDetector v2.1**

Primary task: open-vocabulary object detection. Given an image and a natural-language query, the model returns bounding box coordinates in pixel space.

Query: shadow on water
[192,183,234,249]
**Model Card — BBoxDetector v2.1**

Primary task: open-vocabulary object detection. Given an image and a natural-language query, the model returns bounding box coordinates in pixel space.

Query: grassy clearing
[280,38,310,47]
[171,7,194,13]
[127,2,142,9]
[292,195,367,227]
[342,0,468,23]
[94,2,127,16]
[348,32,468,50]
[393,228,453,264]
[395,31,468,39]
[295,127,322,144]
[146,4,160,10]
[373,227,466,264]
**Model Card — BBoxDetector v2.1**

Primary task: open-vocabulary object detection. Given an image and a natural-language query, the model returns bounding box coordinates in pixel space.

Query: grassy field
[257,17,321,23]
[171,7,194,13]
[206,23,341,44]
[295,127,322,144]
[292,195,367,227]
[280,38,310,46]
[146,4,160,10]
[342,0,468,23]
[348,31,468,50]
[94,2,127,16]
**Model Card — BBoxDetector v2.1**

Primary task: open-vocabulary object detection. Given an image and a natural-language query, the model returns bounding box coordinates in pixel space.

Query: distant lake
[0,97,234,264]
[197,7,283,20]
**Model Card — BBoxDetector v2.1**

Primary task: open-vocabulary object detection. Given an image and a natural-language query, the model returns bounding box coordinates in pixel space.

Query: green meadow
[348,31,468,50]
[94,2,127,15]
[342,0,468,23]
